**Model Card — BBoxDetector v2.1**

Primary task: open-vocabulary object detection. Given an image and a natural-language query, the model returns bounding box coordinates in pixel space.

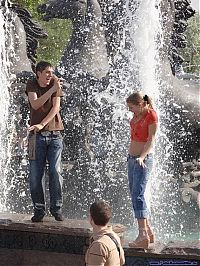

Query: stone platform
[0,213,199,266]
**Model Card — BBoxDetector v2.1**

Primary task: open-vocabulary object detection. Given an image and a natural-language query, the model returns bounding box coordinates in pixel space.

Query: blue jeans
[127,154,153,219]
[28,131,63,217]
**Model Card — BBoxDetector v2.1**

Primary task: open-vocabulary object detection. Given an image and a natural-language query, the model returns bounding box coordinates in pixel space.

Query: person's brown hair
[35,61,53,77]
[90,200,112,226]
[126,92,153,109]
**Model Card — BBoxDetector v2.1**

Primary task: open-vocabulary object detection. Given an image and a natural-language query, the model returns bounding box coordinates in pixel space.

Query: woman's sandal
[148,233,155,243]
[147,226,155,243]
[128,237,150,249]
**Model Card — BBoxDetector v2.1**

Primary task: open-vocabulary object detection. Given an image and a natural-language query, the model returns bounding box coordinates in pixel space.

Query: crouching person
[85,200,125,266]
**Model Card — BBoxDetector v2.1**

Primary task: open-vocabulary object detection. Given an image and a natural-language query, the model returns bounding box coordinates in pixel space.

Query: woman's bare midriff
[128,140,153,156]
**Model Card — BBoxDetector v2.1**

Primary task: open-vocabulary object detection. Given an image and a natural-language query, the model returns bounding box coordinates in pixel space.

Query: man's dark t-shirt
[26,78,64,131]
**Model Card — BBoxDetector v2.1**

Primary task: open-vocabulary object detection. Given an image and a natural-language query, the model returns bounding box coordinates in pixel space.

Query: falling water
[0,3,15,211]
[0,0,171,224]
[107,0,194,242]
[126,0,172,240]
[0,0,198,242]
[110,0,172,240]
[89,0,173,239]
[122,0,199,242]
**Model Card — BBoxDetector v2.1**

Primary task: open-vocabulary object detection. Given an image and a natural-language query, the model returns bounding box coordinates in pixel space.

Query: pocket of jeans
[145,157,153,172]
[52,132,63,139]
[28,134,36,160]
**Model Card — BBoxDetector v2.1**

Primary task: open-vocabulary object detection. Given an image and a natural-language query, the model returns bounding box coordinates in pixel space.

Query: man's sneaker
[54,213,64,221]
[31,214,44,222]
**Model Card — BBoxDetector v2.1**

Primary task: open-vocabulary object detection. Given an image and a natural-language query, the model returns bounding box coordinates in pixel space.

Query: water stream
[0,3,16,212]
[0,0,198,242]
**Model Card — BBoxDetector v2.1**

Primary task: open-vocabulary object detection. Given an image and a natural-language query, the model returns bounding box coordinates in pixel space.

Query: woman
[126,92,158,249]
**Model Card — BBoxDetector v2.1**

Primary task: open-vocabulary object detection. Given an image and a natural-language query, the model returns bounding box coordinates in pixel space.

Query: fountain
[0,3,13,212]
[0,0,199,265]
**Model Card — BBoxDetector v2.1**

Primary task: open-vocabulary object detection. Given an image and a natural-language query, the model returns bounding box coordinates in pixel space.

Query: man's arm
[28,84,57,110]
[120,248,125,266]
[86,242,107,266]
[28,96,61,132]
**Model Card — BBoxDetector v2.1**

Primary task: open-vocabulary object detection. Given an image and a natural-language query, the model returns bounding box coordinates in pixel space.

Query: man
[85,200,125,266]
[26,61,64,222]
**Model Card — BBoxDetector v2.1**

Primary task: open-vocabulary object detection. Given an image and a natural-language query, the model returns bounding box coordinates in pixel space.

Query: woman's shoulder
[148,108,157,115]
[148,108,158,122]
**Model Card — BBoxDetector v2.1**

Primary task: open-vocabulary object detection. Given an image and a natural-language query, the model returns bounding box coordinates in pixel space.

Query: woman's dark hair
[90,200,112,226]
[126,92,153,109]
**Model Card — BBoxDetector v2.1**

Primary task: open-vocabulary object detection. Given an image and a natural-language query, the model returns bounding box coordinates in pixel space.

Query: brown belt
[38,131,61,136]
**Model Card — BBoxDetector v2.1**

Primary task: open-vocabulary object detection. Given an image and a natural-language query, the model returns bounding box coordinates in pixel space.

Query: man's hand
[51,75,64,92]
[56,77,64,89]
[28,123,44,133]
[52,75,64,85]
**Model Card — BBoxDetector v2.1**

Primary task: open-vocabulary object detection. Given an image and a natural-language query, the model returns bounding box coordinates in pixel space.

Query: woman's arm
[137,123,158,167]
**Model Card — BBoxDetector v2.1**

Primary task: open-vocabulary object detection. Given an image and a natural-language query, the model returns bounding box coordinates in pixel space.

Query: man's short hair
[35,61,53,75]
[90,200,112,226]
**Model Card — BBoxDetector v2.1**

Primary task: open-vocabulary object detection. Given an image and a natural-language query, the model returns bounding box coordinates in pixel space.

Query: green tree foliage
[12,0,72,65]
[178,13,200,75]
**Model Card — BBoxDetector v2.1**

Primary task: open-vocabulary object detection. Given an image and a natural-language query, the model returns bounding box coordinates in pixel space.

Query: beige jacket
[85,225,125,266]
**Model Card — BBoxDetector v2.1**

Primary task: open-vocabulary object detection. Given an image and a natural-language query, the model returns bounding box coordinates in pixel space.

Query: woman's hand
[136,157,146,168]
[28,123,44,133]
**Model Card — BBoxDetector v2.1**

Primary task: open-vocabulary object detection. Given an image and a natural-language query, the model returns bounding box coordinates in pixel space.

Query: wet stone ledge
[0,216,91,255]
[0,229,87,254]
[0,213,199,266]
[124,239,200,265]
[0,213,124,254]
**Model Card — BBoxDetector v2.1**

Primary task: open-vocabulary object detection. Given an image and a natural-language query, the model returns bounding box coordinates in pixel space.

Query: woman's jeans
[127,154,153,219]
[28,131,63,217]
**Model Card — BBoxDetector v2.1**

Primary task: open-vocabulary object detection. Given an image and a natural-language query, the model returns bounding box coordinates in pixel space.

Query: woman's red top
[130,109,158,142]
